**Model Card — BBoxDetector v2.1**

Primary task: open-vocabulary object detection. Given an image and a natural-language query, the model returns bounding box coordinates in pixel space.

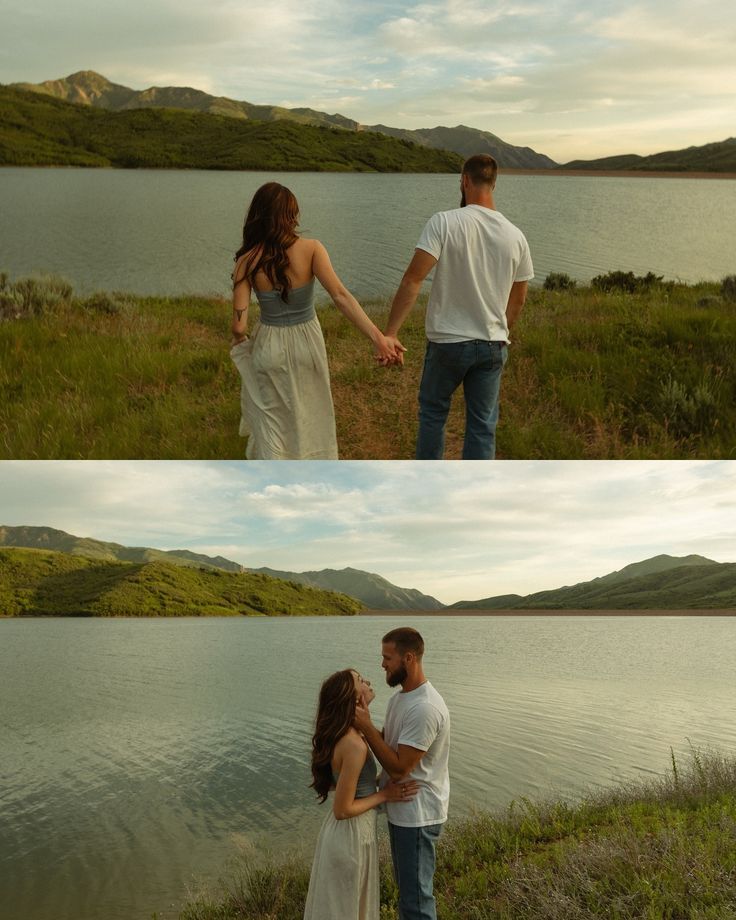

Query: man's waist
[426,335,508,345]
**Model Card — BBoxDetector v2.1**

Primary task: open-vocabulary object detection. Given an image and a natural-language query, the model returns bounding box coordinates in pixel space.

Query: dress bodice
[255,278,316,326]
[333,750,378,799]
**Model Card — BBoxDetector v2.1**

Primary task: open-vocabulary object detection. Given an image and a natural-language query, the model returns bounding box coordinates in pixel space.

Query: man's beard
[386,665,408,687]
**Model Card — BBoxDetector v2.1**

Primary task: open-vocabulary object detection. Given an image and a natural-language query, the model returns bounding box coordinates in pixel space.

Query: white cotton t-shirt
[380,681,450,827]
[416,204,534,344]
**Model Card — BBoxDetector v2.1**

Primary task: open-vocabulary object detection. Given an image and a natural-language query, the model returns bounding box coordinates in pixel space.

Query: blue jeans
[388,822,443,920]
[416,339,507,460]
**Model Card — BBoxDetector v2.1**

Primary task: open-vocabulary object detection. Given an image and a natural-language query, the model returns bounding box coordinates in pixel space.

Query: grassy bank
[1,274,735,458]
[176,748,736,920]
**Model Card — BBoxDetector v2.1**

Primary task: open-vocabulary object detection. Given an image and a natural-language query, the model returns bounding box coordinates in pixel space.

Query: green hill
[0,547,362,617]
[450,555,736,610]
[11,70,555,167]
[562,138,736,173]
[0,85,462,172]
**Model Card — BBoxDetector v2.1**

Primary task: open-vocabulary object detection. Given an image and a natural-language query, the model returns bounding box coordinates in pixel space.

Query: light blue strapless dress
[230,279,338,459]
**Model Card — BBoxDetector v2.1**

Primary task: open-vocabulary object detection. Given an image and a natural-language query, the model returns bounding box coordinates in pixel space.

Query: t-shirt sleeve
[514,234,535,282]
[416,213,444,260]
[398,701,444,752]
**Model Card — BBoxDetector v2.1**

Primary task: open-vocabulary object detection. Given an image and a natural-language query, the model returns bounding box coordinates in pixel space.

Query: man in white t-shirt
[383,153,534,459]
[355,627,450,920]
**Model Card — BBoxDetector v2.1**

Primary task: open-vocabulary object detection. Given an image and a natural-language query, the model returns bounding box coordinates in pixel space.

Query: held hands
[374,333,406,367]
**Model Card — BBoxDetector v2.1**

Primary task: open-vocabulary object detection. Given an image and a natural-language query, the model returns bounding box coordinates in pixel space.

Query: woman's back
[241,238,317,294]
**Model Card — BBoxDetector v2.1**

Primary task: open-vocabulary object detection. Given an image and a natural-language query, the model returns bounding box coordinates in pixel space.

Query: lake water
[1,168,734,298]
[1,614,735,920]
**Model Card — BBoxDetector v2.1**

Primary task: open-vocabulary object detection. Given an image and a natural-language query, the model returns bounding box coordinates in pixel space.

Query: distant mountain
[12,70,359,130]
[0,85,462,172]
[11,70,555,168]
[450,555,735,610]
[0,547,362,617]
[365,124,556,169]
[0,525,243,571]
[561,138,736,173]
[251,566,443,610]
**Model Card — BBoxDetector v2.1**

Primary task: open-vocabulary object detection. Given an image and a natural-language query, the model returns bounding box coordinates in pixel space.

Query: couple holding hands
[303,627,450,920]
[230,154,533,461]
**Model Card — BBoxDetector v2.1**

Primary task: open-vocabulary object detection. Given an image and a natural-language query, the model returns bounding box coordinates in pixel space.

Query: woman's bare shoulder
[335,728,368,754]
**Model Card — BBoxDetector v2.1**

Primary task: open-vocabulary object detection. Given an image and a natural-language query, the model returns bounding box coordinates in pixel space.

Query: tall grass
[175,748,736,920]
[2,275,735,458]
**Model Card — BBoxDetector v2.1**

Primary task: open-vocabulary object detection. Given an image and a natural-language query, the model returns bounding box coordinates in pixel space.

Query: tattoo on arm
[235,309,246,322]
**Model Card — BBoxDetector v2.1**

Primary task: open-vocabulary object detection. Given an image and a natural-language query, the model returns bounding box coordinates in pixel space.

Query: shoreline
[359,608,736,616]
[502,167,736,180]
[2,164,735,179]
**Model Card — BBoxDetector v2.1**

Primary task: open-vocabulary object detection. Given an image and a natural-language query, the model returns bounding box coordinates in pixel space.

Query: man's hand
[354,702,374,734]
[375,335,407,367]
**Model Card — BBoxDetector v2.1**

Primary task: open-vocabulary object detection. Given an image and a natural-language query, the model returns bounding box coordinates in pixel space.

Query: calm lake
[1,614,735,920]
[1,168,735,298]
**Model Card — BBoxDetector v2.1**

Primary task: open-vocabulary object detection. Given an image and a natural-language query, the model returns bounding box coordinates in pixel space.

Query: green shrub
[543,272,577,291]
[0,274,73,319]
[656,375,721,438]
[81,291,134,315]
[591,270,664,293]
[720,274,736,302]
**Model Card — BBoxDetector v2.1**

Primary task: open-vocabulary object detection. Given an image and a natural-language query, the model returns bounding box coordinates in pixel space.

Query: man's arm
[384,249,438,362]
[357,712,425,780]
[506,280,528,332]
[355,703,426,780]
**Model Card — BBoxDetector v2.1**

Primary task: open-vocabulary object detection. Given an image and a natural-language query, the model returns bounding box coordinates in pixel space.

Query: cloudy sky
[2,0,733,161]
[1,460,734,604]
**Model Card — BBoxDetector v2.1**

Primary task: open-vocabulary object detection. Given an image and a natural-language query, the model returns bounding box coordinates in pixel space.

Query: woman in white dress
[304,669,417,920]
[230,183,403,459]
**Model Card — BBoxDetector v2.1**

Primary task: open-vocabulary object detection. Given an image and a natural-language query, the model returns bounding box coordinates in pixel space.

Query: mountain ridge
[0,84,462,172]
[450,555,736,610]
[10,70,555,168]
[0,526,440,610]
[251,565,443,611]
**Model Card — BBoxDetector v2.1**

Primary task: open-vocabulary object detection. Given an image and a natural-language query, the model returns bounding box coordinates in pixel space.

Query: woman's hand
[382,779,419,803]
[374,333,406,367]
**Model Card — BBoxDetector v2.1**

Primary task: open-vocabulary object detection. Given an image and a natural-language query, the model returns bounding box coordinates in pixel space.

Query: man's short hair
[462,154,498,188]
[382,627,425,658]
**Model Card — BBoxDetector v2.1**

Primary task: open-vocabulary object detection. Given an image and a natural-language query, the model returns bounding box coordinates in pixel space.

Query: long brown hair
[310,669,358,803]
[234,182,300,301]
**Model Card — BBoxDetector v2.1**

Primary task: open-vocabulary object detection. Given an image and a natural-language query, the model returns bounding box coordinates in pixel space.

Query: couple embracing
[304,627,450,920]
[230,154,533,460]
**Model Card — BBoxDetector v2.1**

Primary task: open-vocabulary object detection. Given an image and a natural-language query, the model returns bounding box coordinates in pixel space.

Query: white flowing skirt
[303,809,380,920]
[231,316,338,460]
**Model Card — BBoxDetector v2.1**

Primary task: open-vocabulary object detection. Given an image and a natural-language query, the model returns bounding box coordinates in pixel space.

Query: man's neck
[465,191,496,210]
[401,670,427,693]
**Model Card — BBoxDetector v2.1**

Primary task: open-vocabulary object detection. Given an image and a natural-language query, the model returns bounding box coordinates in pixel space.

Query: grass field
[1,274,735,459]
[175,748,736,920]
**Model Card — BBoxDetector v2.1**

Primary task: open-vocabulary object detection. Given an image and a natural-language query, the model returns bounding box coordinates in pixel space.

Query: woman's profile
[230,183,401,459]
[303,669,417,920]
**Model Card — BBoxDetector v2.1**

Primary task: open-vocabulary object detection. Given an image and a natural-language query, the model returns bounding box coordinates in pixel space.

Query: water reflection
[1,615,734,920]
